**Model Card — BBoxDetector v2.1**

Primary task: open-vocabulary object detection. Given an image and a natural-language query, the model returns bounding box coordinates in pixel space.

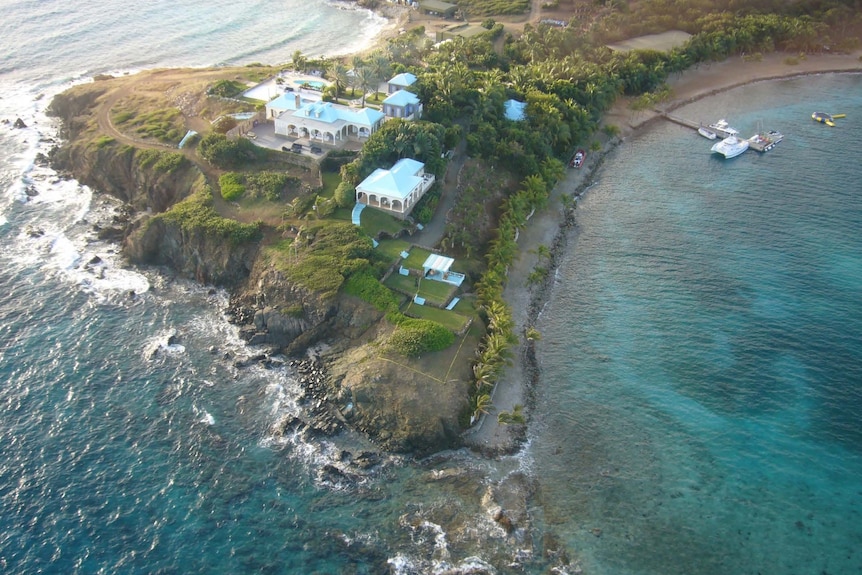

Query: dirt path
[92,68,254,221]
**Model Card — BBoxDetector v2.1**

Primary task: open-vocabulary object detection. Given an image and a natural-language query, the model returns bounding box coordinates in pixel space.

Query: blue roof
[384,90,420,107]
[267,92,314,111]
[389,72,417,87]
[504,99,527,122]
[358,158,425,200]
[284,100,384,128]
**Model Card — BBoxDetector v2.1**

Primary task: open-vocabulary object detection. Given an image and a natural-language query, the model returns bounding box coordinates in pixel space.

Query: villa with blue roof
[382,90,423,121]
[266,92,385,143]
[355,158,435,219]
[387,72,417,94]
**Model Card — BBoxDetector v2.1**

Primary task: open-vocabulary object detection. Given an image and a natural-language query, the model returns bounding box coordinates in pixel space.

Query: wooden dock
[658,111,784,153]
[660,112,701,131]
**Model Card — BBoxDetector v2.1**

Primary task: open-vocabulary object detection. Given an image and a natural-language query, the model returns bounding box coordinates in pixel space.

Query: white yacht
[711,135,749,159]
[708,119,739,138]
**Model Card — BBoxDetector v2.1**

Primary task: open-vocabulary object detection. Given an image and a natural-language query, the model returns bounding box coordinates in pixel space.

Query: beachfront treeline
[371,9,852,421]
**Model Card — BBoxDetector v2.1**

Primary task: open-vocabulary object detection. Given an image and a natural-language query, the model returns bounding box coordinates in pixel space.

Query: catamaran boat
[707,119,739,138]
[711,135,749,159]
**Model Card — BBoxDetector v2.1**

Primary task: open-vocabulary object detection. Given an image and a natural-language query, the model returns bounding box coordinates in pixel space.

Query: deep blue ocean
[1,1,861,573]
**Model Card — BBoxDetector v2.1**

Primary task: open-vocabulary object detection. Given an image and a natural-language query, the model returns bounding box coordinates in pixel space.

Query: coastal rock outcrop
[124,215,258,287]
[47,83,199,213]
[45,75,475,456]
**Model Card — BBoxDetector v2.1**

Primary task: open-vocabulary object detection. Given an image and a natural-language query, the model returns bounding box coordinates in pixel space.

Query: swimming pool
[293,79,326,90]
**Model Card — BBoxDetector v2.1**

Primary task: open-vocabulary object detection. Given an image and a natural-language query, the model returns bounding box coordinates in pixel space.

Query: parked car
[291,143,303,154]
[310,145,323,155]
[246,131,256,139]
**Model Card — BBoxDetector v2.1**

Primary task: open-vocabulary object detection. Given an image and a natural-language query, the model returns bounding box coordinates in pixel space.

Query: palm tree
[368,52,391,100]
[471,393,493,424]
[472,362,498,391]
[353,66,374,107]
[331,63,349,102]
[291,50,306,73]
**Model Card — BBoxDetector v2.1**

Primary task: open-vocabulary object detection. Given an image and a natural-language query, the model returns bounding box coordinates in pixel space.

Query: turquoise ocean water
[2,0,862,571]
[531,74,862,574]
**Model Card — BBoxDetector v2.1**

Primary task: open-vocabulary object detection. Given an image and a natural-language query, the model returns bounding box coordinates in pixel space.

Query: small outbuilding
[388,72,417,94]
[383,90,423,121]
[504,99,527,122]
[418,0,457,18]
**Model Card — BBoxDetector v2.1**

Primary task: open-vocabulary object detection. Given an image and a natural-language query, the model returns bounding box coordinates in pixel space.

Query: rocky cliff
[123,215,259,287]
[47,79,473,456]
[48,85,198,213]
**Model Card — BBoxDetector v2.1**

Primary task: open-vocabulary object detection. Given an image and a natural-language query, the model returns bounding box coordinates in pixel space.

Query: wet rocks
[13,117,27,129]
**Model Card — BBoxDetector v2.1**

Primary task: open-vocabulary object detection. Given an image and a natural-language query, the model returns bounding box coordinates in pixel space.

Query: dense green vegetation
[198,133,263,168]
[207,79,249,98]
[156,183,262,246]
[459,0,529,16]
[387,316,455,357]
[136,149,188,174]
[218,173,245,201]
[219,171,300,201]
[267,222,380,299]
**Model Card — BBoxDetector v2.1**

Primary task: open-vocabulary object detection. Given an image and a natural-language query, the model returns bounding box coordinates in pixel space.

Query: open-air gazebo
[422,254,465,286]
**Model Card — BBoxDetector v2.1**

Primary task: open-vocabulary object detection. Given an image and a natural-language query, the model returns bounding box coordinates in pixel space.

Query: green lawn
[403,303,471,333]
[384,272,457,306]
[320,171,340,199]
[401,247,432,269]
[375,238,412,262]
[359,206,408,237]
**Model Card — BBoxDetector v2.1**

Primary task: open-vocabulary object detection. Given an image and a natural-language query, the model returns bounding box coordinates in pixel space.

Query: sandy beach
[463,49,862,453]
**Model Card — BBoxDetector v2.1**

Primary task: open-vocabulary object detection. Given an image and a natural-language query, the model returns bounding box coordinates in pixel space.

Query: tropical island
[46,0,861,457]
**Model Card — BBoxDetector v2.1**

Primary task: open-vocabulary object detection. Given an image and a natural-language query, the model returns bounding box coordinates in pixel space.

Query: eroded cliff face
[124,216,259,287]
[326,341,472,455]
[48,84,197,213]
[226,262,382,353]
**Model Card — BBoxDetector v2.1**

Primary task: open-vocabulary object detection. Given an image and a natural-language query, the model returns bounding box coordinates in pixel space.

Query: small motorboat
[569,149,586,168]
[698,126,717,140]
[812,111,845,126]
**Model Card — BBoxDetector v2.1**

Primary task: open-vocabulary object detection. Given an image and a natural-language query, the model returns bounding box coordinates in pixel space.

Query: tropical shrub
[219,173,245,200]
[208,79,247,98]
[157,185,261,246]
[343,271,399,312]
[198,133,261,168]
[388,318,454,357]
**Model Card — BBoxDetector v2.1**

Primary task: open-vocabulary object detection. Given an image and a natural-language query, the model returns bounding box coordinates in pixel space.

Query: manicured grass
[320,171,340,199]
[384,272,457,306]
[331,207,353,222]
[375,238,412,262]
[401,247,432,269]
[403,303,471,333]
[359,206,408,237]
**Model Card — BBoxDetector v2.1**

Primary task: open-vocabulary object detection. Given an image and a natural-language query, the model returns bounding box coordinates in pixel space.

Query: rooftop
[358,158,425,200]
[384,90,421,107]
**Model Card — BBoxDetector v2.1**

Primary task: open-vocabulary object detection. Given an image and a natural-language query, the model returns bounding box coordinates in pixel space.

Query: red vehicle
[569,149,586,168]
